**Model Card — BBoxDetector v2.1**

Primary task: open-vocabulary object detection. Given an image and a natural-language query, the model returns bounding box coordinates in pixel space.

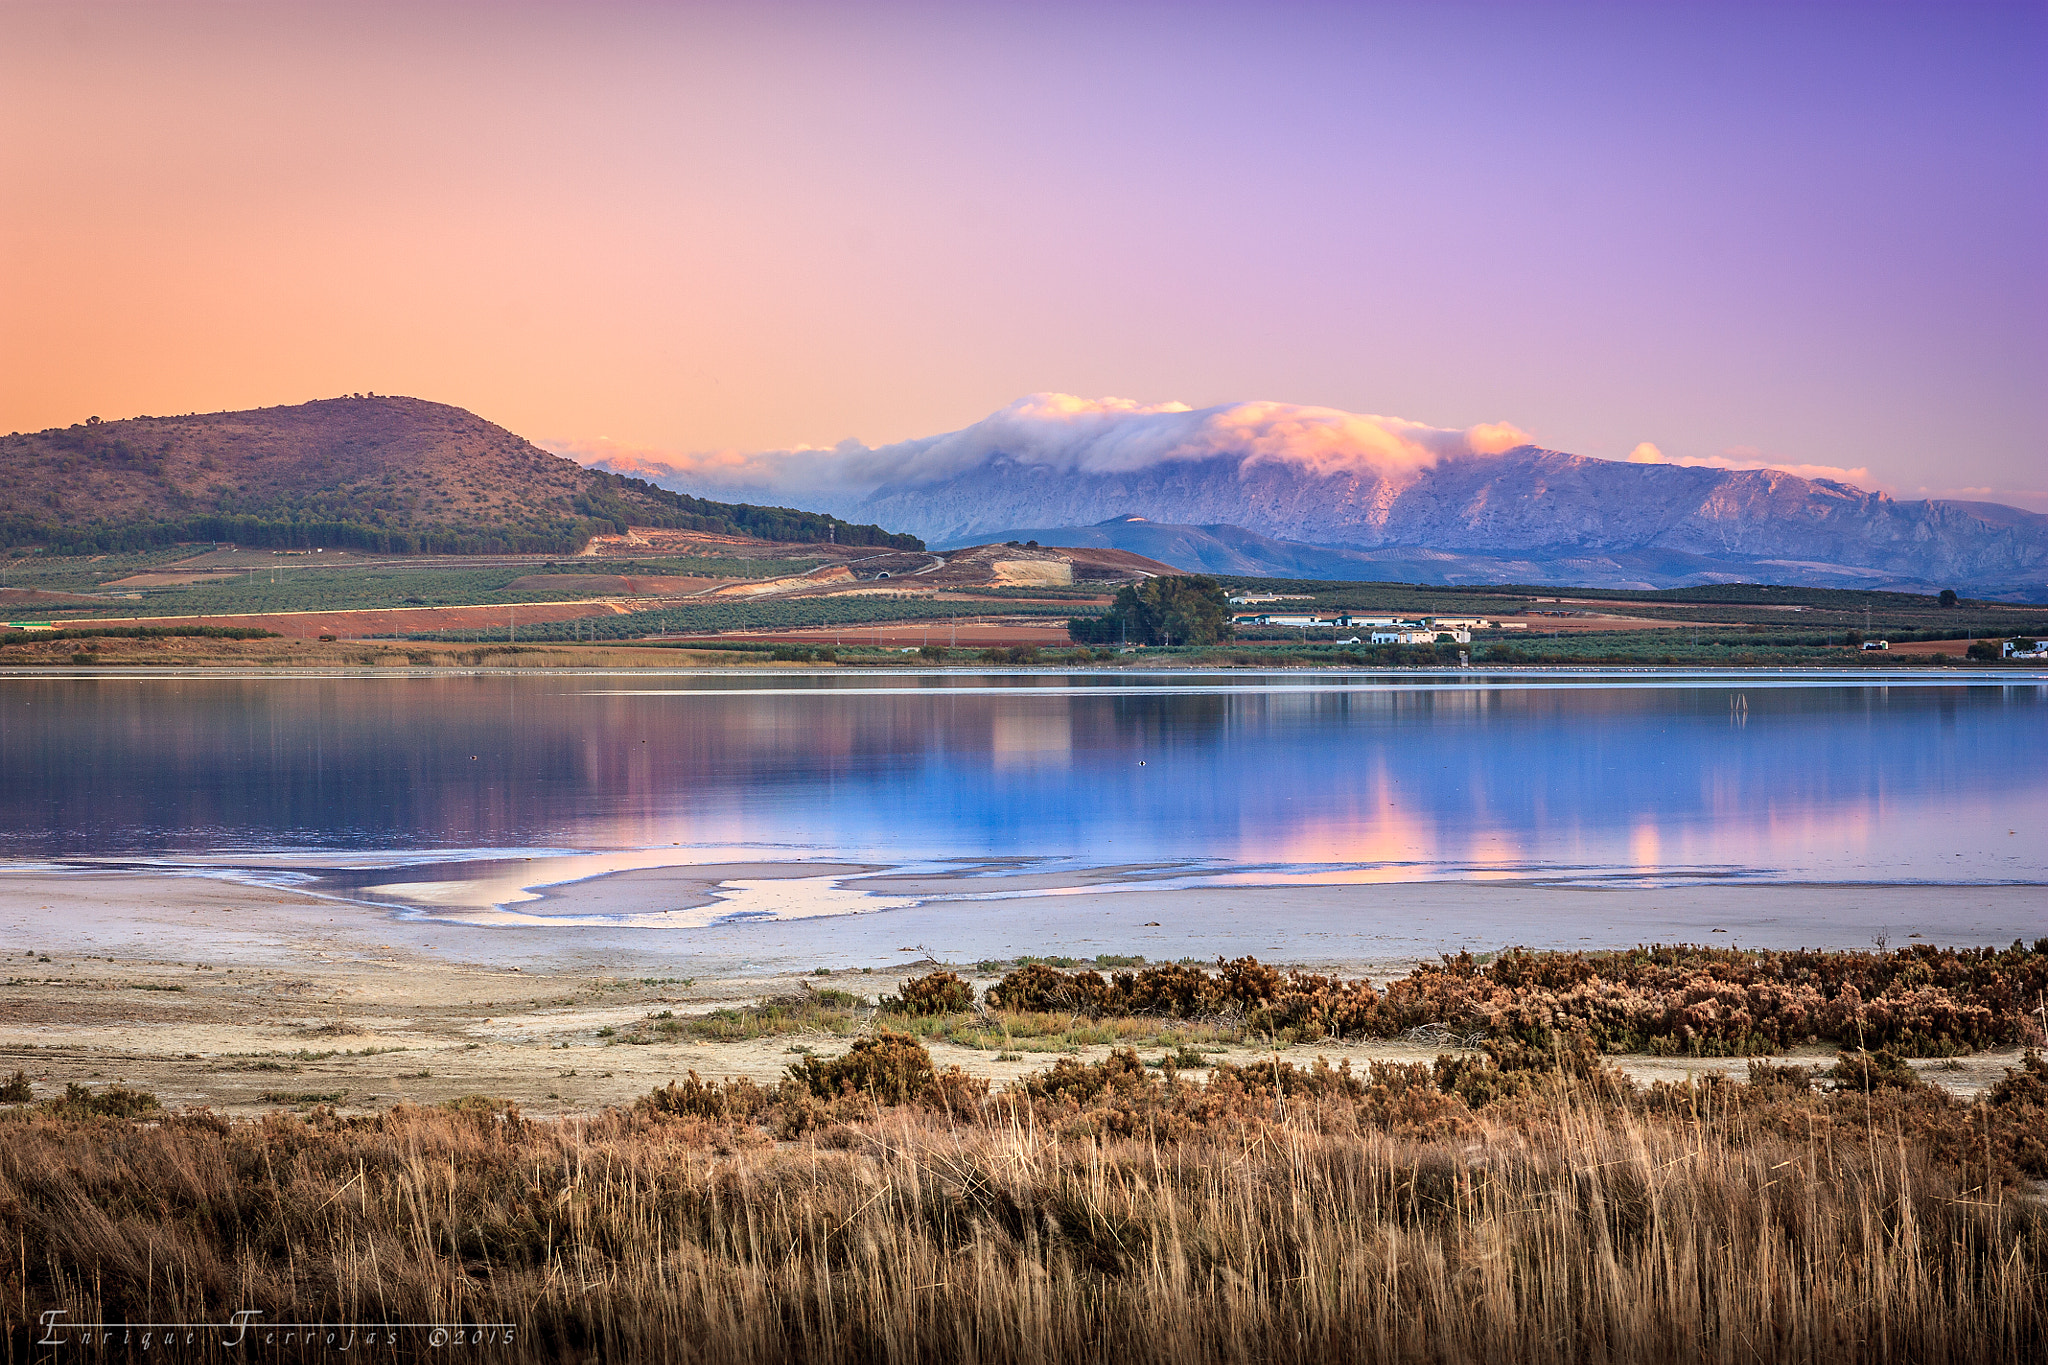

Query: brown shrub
[1745,1058,1820,1094]
[1016,1047,1152,1106]
[985,942,2048,1056]
[985,962,1116,1013]
[881,968,975,1015]
[1116,962,1218,1016]
[1987,1050,2048,1176]
[1826,1047,1923,1092]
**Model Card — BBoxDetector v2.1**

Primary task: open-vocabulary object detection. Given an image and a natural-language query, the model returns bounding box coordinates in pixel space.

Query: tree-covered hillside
[0,396,920,555]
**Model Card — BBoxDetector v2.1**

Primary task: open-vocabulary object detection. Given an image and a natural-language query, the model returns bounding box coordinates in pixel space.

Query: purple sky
[4,0,2043,506]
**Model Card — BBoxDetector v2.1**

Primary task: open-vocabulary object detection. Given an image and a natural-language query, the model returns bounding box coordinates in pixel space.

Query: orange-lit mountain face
[0,397,917,556]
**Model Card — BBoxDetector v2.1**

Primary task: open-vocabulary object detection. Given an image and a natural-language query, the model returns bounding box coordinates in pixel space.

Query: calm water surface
[2,671,2043,895]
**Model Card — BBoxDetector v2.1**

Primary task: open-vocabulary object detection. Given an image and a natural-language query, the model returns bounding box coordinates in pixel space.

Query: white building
[1248,613,1356,629]
[1370,628,1471,645]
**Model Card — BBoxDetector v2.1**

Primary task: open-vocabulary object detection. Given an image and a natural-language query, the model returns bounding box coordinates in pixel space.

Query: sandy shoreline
[4,863,2042,977]
[0,861,2039,1118]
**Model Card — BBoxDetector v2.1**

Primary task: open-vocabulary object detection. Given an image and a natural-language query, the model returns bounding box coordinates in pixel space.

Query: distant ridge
[935,517,1395,580]
[0,397,921,556]
[863,446,2048,599]
[947,515,2048,598]
[611,395,2048,598]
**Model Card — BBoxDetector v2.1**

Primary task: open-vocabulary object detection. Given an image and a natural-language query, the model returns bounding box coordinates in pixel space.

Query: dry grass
[0,1047,2043,1362]
[619,994,1251,1055]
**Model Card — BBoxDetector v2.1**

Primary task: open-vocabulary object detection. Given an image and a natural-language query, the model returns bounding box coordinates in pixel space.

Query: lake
[3,671,2043,931]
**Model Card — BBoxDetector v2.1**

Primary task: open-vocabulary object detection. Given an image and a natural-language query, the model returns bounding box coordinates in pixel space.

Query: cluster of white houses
[1228,611,1529,645]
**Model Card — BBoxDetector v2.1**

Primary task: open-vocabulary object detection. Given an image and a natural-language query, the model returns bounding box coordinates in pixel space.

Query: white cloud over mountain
[1626,441,1874,489]
[550,394,1534,496]
[545,393,2048,594]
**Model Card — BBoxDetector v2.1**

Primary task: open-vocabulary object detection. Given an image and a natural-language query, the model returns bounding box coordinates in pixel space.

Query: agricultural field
[409,595,1092,642]
[0,551,816,620]
[5,541,2046,669]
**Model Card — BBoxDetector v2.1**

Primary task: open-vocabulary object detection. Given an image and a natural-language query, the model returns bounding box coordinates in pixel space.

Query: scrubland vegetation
[645,943,2048,1060]
[2,1027,2044,1362]
[4,949,2046,1360]
[976,942,2048,1056]
[4,949,2048,1358]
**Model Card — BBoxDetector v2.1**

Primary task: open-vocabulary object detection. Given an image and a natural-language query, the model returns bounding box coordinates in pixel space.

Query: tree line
[1067,576,1233,647]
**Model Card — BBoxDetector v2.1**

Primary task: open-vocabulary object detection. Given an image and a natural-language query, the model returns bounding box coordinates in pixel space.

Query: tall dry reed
[0,1070,2041,1363]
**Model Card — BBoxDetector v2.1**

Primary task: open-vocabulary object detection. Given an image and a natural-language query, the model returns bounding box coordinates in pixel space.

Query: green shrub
[44,1083,159,1119]
[811,987,867,1009]
[788,1031,937,1103]
[638,1073,774,1122]
[440,1095,522,1120]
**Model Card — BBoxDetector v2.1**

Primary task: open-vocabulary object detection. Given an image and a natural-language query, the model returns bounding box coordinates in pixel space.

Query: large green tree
[1069,575,1232,647]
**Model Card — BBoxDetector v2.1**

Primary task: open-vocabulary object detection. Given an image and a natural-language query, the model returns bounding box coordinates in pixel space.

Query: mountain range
[946,511,2048,596]
[593,395,2048,597]
[864,450,2047,597]
[10,395,2043,598]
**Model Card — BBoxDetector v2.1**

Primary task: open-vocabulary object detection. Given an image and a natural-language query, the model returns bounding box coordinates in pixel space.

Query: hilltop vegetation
[0,396,919,556]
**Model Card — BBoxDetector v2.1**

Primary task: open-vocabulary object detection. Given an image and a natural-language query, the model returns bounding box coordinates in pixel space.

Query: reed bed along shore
[623,941,2048,1061]
[2,1035,2044,1363]
[968,942,2048,1056]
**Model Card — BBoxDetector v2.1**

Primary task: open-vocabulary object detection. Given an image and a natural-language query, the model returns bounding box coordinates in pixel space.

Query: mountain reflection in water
[0,673,2041,886]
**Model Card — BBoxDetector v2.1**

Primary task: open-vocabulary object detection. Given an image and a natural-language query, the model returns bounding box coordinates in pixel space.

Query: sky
[2,1,2043,508]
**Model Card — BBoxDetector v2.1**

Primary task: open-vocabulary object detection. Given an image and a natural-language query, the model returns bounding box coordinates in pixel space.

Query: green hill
[0,395,920,555]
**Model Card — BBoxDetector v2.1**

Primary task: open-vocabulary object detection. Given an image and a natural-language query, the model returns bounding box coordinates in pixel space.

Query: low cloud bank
[558,396,2047,512]
[551,394,1534,496]
[1627,441,1874,489]
[857,395,1533,485]
[545,436,874,499]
